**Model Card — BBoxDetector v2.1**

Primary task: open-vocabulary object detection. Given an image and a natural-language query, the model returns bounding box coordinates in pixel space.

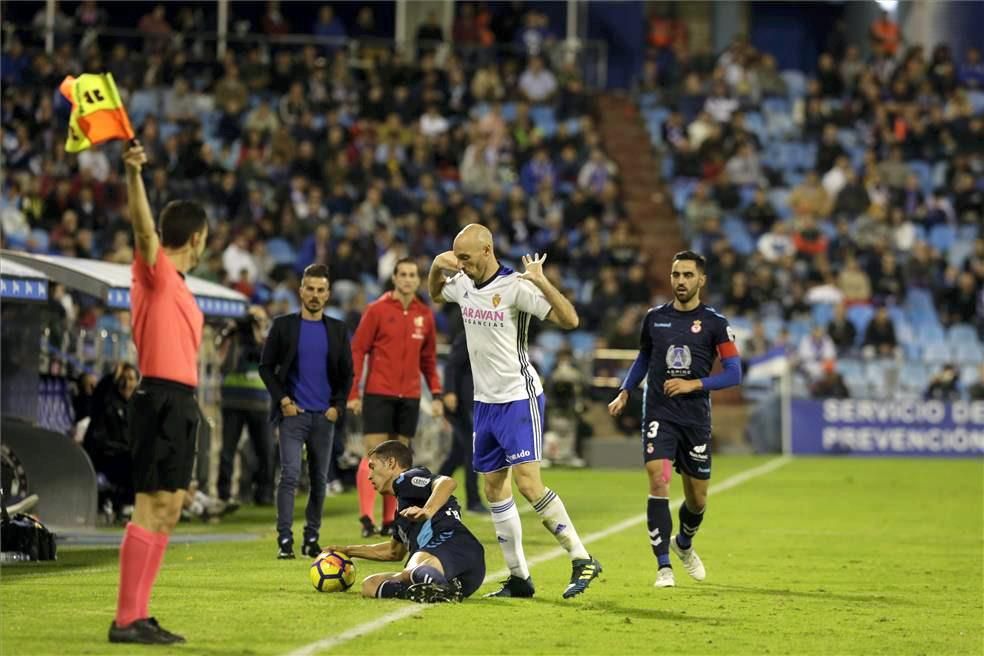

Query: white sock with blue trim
[533,488,590,561]
[490,497,530,579]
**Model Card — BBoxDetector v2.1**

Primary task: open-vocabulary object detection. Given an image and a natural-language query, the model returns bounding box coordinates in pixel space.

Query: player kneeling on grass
[326,441,486,603]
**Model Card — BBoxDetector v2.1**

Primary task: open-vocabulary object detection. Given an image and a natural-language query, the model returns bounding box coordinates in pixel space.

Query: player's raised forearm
[422,477,457,518]
[125,166,158,262]
[532,277,579,329]
[427,263,447,302]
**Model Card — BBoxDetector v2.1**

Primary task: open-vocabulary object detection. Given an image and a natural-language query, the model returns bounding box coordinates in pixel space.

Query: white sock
[489,497,530,579]
[533,488,590,561]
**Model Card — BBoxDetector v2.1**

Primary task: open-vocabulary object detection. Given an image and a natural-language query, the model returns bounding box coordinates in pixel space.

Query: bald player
[428,224,602,599]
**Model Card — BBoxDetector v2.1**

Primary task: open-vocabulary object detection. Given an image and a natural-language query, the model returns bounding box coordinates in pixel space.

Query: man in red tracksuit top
[347,257,443,537]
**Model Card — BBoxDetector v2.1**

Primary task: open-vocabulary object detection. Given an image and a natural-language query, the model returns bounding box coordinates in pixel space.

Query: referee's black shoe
[108,617,185,644]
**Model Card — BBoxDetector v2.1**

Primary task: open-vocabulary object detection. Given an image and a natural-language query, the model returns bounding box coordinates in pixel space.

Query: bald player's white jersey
[441,266,552,404]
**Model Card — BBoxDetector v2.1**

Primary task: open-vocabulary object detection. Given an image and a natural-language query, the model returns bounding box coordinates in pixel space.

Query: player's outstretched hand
[519,252,547,283]
[608,390,628,416]
[346,398,362,416]
[122,140,147,172]
[400,506,431,521]
[663,378,702,397]
[433,250,460,273]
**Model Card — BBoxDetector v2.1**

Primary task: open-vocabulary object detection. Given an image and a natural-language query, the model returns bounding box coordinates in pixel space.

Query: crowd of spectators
[0,2,643,347]
[637,11,983,398]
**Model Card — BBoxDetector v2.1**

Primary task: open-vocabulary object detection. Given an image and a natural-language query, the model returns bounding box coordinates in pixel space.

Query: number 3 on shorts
[647,421,660,438]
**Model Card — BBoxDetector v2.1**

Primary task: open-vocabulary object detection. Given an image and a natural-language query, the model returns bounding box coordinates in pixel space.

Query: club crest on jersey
[492,293,501,308]
[665,345,692,373]
[691,320,702,334]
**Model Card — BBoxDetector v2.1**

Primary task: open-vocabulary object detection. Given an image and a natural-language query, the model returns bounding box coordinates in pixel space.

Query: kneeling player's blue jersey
[636,303,739,429]
[392,466,476,555]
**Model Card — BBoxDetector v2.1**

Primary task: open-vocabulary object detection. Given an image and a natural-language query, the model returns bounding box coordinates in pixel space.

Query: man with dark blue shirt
[259,264,354,560]
[327,441,486,603]
[608,251,742,589]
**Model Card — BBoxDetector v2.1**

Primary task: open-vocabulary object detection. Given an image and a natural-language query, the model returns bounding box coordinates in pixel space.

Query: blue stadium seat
[780,70,807,97]
[266,238,296,266]
[968,90,984,115]
[536,330,567,353]
[638,92,660,108]
[961,364,982,387]
[957,224,979,242]
[929,224,956,252]
[661,154,674,179]
[899,361,930,396]
[905,288,936,319]
[908,160,933,194]
[846,304,874,335]
[916,320,946,344]
[923,341,951,364]
[28,229,49,253]
[837,129,859,149]
[762,97,791,116]
[530,106,556,127]
[743,112,766,141]
[128,90,160,126]
[947,239,974,268]
[811,303,835,327]
[954,341,984,364]
[159,121,181,141]
[762,316,784,341]
[739,185,758,208]
[788,319,811,343]
[723,216,755,254]
[500,103,518,122]
[672,179,698,211]
[569,331,596,357]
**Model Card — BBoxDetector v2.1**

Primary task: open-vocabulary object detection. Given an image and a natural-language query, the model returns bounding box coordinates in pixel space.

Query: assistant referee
[109,142,208,645]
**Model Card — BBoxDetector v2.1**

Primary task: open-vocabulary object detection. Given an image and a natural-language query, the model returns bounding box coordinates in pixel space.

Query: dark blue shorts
[642,417,712,480]
[421,533,486,598]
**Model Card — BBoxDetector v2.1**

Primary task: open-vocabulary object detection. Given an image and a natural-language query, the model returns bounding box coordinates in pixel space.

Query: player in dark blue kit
[608,251,742,588]
[327,441,486,603]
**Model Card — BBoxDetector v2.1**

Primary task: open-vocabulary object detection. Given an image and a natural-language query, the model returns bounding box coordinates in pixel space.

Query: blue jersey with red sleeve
[621,303,741,429]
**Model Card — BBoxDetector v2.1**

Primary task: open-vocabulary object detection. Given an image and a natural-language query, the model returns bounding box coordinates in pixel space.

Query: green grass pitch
[1,455,981,655]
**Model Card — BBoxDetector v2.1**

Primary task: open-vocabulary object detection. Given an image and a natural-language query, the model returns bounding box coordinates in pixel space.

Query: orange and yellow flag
[58,73,135,153]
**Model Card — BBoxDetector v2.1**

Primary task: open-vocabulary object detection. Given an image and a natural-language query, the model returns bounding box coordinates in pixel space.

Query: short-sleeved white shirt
[442,266,552,404]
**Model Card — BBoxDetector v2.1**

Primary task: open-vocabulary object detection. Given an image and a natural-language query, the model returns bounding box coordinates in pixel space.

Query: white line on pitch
[284,456,793,656]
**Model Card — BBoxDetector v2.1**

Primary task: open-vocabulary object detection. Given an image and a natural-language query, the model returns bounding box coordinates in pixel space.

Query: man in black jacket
[259,264,354,560]
[437,331,484,513]
[83,363,140,519]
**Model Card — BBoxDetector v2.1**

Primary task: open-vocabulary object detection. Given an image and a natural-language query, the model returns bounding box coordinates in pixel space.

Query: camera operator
[216,306,274,506]
[545,347,590,466]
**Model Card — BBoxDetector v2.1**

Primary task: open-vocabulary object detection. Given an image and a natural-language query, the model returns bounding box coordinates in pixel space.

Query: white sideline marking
[284,456,793,656]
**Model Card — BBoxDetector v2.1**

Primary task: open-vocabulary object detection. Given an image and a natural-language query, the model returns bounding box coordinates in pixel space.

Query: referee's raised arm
[122,142,160,267]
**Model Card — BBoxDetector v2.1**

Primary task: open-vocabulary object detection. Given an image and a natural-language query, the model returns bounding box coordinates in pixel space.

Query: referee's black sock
[676,502,705,550]
[647,496,672,569]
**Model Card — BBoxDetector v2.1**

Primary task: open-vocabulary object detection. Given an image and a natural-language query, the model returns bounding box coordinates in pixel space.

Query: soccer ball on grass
[309,550,356,592]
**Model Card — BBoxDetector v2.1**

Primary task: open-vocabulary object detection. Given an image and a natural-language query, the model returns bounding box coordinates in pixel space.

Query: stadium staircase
[597,93,684,299]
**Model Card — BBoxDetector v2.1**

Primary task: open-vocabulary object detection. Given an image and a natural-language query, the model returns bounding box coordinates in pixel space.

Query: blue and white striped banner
[0,277,48,302]
[107,287,246,318]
